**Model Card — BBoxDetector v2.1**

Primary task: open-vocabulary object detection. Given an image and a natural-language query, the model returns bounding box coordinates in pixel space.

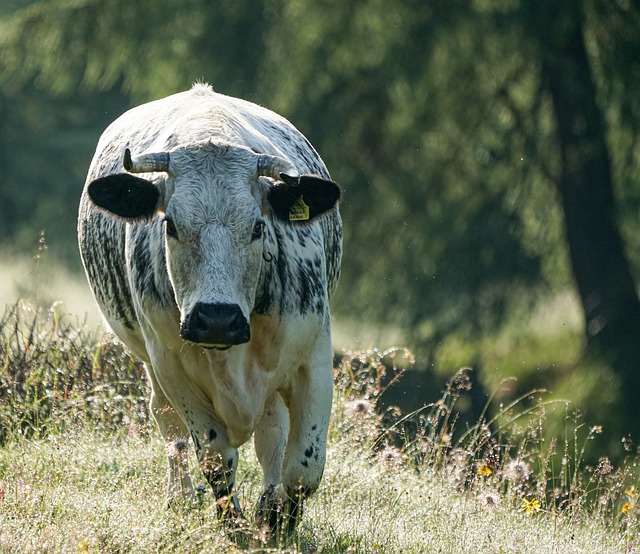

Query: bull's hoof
[254,484,303,541]
[216,493,255,545]
[216,493,245,523]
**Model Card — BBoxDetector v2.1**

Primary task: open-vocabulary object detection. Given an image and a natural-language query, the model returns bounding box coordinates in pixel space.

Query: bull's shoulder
[257,210,342,319]
[79,195,173,329]
[78,198,137,329]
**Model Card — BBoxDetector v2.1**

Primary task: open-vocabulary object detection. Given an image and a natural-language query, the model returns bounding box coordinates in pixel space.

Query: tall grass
[0,301,147,443]
[0,303,637,553]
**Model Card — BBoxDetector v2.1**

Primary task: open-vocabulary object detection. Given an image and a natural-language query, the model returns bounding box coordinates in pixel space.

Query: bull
[78,83,342,534]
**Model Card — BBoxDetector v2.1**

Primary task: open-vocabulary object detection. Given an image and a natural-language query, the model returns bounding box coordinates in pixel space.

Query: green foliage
[0,0,574,339]
[2,0,639,341]
[258,0,571,345]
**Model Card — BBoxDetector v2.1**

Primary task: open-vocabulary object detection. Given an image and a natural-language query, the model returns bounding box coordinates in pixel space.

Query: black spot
[301,460,309,468]
[227,457,234,468]
[304,446,314,458]
[298,265,312,314]
[254,280,274,315]
[80,213,136,328]
[209,429,217,442]
[311,425,317,431]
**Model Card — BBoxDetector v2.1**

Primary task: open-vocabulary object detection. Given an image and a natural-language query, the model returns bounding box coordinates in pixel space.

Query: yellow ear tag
[289,197,310,221]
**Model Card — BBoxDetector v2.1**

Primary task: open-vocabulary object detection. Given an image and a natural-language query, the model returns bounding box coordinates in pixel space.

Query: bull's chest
[176,351,270,446]
[147,313,320,447]
[178,345,295,447]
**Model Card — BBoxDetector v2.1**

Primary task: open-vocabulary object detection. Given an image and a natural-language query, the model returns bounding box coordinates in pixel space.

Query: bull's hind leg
[146,365,196,504]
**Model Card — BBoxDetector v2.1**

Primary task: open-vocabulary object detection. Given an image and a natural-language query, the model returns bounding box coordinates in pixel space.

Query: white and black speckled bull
[78,84,342,533]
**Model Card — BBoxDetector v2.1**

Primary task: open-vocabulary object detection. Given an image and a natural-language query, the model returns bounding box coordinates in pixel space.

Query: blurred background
[1,0,640,454]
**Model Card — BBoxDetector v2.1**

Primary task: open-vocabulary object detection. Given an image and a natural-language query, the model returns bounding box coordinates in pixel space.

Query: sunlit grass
[0,304,637,553]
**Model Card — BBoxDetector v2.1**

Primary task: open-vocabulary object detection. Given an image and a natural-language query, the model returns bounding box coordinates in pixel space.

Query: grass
[0,302,638,553]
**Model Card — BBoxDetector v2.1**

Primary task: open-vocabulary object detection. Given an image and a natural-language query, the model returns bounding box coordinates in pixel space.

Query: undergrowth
[0,302,638,553]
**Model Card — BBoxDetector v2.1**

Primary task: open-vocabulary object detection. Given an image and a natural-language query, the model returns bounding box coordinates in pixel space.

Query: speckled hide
[78,84,342,533]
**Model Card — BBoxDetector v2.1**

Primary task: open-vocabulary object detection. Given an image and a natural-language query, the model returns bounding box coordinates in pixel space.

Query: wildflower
[379,447,404,470]
[503,459,532,483]
[477,464,493,477]
[596,457,613,476]
[622,503,633,515]
[625,486,638,499]
[452,369,472,391]
[446,448,470,486]
[440,433,452,447]
[520,498,541,514]
[344,399,373,419]
[478,489,501,509]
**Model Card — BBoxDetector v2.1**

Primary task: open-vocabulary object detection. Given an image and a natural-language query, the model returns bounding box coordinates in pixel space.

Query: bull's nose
[181,303,250,347]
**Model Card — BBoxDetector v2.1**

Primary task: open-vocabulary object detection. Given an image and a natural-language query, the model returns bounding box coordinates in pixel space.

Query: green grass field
[0,302,637,553]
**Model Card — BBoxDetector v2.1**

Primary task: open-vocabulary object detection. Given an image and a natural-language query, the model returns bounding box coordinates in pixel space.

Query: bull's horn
[257,154,299,182]
[123,148,170,173]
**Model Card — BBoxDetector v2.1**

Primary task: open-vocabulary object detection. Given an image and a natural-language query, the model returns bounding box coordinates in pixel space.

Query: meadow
[0,301,637,553]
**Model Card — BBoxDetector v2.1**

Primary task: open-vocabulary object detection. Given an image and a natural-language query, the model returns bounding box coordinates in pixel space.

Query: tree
[3,0,640,444]
[528,0,640,439]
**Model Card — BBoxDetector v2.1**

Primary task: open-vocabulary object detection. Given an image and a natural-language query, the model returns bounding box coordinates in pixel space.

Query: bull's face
[87,140,341,350]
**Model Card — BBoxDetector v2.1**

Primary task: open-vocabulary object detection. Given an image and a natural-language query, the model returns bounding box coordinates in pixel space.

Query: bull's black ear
[267,175,341,223]
[88,173,160,221]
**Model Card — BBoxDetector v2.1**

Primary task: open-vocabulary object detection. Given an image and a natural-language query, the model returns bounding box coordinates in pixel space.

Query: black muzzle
[181,303,250,348]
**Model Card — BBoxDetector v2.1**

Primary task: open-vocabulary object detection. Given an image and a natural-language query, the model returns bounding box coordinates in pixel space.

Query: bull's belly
[106,318,149,363]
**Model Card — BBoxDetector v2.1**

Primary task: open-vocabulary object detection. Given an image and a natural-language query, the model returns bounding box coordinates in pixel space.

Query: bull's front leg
[148,355,240,518]
[256,344,333,535]
[190,421,242,521]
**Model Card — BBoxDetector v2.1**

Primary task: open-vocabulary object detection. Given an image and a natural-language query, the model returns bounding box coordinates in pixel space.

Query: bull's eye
[164,216,178,239]
[251,220,265,241]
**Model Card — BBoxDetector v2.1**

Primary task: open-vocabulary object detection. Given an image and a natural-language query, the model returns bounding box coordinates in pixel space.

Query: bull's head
[87,140,341,349]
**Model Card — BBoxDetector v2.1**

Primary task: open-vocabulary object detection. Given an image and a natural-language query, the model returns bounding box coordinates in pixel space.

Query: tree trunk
[531,0,640,439]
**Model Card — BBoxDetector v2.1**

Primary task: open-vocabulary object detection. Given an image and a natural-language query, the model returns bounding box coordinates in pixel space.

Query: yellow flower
[478,464,493,477]
[520,498,541,514]
[622,503,633,514]
[625,485,638,498]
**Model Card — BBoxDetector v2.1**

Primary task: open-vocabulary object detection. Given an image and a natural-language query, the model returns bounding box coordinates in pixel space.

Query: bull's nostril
[196,310,213,332]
